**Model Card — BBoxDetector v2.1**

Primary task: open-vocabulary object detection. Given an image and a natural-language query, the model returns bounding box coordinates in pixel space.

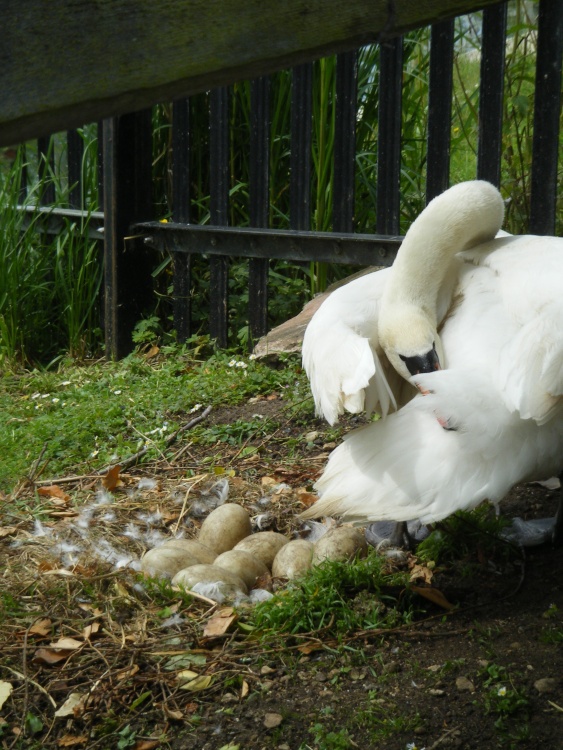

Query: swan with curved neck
[302,180,505,425]
[300,180,563,543]
[378,180,504,382]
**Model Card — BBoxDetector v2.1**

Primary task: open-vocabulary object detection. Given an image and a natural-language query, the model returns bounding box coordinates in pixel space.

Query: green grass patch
[251,550,412,638]
[0,350,307,493]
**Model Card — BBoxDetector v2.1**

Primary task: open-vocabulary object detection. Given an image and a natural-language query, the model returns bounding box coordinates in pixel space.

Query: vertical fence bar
[67,128,84,209]
[477,3,507,187]
[426,20,454,202]
[333,51,358,233]
[290,63,313,230]
[248,76,271,341]
[103,110,154,358]
[37,135,56,205]
[97,121,104,209]
[172,98,192,343]
[209,87,230,346]
[376,38,403,235]
[530,0,563,235]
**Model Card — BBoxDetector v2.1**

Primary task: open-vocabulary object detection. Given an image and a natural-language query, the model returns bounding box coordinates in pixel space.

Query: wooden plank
[0,0,505,147]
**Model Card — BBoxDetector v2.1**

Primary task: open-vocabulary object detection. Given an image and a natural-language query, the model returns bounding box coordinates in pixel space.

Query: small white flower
[31,392,41,400]
[52,397,60,404]
[236,361,247,369]
[249,353,257,360]
[498,686,507,697]
[60,380,72,386]
[113,390,122,395]
[41,393,50,399]
[189,403,202,414]
[228,359,237,367]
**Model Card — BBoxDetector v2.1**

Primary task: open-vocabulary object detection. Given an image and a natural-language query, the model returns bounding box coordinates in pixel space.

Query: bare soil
[1,394,562,750]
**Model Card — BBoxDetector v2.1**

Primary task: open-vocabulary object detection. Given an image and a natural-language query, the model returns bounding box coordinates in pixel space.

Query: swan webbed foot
[365,520,429,551]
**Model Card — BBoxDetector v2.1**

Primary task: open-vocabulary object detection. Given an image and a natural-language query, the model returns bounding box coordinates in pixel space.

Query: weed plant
[251,550,412,637]
[416,503,513,570]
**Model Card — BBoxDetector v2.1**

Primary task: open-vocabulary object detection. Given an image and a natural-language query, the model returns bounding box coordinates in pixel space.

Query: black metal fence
[17,0,563,358]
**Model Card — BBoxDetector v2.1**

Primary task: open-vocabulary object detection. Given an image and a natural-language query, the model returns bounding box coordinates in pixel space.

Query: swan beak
[400,346,441,377]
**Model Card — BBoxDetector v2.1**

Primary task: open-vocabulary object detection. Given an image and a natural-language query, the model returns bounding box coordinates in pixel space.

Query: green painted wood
[1,0,503,146]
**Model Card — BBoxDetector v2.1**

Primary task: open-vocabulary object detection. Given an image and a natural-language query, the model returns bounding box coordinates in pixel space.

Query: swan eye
[399,347,441,376]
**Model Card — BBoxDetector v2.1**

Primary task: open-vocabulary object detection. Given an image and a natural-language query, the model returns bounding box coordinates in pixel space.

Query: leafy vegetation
[252,550,412,637]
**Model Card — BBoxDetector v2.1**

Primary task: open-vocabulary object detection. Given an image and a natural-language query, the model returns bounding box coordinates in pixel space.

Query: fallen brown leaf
[37,485,71,504]
[57,735,89,747]
[102,465,123,490]
[411,585,455,610]
[203,607,238,638]
[29,618,52,637]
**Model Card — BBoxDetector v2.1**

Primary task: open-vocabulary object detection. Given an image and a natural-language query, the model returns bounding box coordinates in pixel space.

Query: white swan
[301,181,563,538]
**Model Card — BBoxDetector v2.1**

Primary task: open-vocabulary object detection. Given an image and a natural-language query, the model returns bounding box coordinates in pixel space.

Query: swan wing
[302,269,401,425]
[463,235,563,424]
[302,369,563,525]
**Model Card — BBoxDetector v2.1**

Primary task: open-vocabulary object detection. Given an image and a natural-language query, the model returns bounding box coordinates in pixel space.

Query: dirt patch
[1,396,562,750]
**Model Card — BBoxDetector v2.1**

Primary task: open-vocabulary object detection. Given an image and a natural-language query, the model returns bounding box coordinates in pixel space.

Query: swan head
[379,306,442,382]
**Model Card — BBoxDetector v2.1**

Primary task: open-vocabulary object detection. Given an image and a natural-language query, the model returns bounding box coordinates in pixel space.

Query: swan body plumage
[301,181,563,526]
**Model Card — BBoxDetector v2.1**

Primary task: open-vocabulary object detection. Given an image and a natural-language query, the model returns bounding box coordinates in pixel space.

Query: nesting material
[234,531,289,569]
[198,503,253,554]
[312,526,367,565]
[213,550,269,590]
[172,563,248,594]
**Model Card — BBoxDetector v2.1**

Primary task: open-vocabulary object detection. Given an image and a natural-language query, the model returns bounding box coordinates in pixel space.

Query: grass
[0,348,308,493]
[251,550,413,638]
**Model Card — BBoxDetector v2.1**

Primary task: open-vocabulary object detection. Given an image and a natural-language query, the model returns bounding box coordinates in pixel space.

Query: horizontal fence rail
[7,0,563,359]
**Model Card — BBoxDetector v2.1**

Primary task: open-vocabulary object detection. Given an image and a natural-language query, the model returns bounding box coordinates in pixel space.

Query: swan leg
[389,521,412,549]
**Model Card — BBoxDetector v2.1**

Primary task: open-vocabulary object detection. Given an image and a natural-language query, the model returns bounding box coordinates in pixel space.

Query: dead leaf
[41,568,76,578]
[240,680,249,699]
[164,706,184,721]
[144,345,160,359]
[37,485,71,504]
[409,564,434,584]
[29,618,52,637]
[133,741,161,750]
[102,465,123,490]
[82,622,100,640]
[177,670,213,692]
[57,735,89,747]
[50,637,83,650]
[0,681,13,710]
[0,526,17,538]
[54,693,87,718]
[296,641,324,655]
[203,607,238,638]
[260,476,277,487]
[411,585,455,610]
[33,648,72,666]
[116,664,140,681]
[295,491,317,508]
